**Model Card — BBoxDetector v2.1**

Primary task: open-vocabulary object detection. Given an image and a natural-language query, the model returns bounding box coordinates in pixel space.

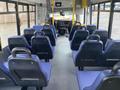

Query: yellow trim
[51,0,55,25]
[82,0,88,8]
[72,0,76,25]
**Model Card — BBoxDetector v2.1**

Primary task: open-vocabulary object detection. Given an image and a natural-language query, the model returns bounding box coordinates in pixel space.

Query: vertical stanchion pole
[72,0,76,25]
[82,0,88,25]
[15,2,21,35]
[52,0,55,25]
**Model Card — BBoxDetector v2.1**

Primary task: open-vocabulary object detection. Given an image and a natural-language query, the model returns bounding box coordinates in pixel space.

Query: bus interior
[0,0,120,90]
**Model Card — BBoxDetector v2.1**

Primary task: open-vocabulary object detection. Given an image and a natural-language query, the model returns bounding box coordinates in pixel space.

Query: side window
[92,4,98,26]
[0,2,7,12]
[0,2,17,48]
[99,3,110,30]
[111,2,120,40]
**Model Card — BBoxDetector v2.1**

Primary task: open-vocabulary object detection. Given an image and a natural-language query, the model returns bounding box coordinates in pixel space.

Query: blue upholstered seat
[86,25,97,34]
[77,71,101,90]
[33,25,43,31]
[4,48,52,89]
[24,28,35,45]
[71,30,89,50]
[93,30,108,49]
[77,62,120,90]
[8,36,31,51]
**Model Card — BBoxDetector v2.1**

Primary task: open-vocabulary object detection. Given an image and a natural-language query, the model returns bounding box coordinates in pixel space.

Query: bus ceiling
[91,0,120,4]
[9,0,44,4]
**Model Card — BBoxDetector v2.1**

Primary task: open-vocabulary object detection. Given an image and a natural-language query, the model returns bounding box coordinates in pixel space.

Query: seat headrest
[11,47,32,58]
[74,22,81,26]
[112,62,120,75]
[87,25,96,30]
[34,31,45,37]
[43,24,50,29]
[86,34,100,41]
[24,28,35,35]
[93,30,108,36]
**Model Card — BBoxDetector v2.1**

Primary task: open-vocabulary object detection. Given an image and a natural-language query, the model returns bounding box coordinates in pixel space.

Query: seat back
[93,30,108,48]
[71,30,89,50]
[8,48,47,86]
[31,31,53,59]
[0,63,15,86]
[104,39,120,60]
[75,39,103,66]
[24,28,35,45]
[33,25,43,31]
[8,36,30,51]
[86,25,97,34]
[86,34,100,41]
[69,25,82,41]
[50,25,56,38]
[42,26,56,46]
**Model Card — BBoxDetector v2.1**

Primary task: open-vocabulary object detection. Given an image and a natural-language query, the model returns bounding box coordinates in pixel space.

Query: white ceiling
[11,0,46,4]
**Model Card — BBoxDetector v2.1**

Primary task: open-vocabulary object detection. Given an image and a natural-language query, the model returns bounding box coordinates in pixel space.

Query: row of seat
[0,24,56,89]
[70,28,108,51]
[76,62,120,90]
[24,25,56,46]
[69,24,97,41]
[0,47,51,90]
[70,25,120,90]
[72,35,120,70]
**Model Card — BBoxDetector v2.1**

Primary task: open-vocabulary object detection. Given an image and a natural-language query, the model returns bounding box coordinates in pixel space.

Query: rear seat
[69,25,82,41]
[23,28,35,45]
[93,30,108,49]
[8,36,31,51]
[4,47,52,90]
[70,30,89,51]
[42,25,56,46]
[74,35,103,70]
[31,31,54,62]
[103,39,120,66]
[33,25,43,31]
[86,25,97,34]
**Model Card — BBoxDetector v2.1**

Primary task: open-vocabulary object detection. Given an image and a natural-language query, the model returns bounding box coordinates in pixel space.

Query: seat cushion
[72,51,78,64]
[40,61,52,81]
[77,70,101,90]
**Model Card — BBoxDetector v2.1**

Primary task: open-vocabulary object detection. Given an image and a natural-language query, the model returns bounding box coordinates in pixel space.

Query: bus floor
[0,36,79,90]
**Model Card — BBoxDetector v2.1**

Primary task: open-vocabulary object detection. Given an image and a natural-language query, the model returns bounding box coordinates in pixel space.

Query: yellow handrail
[51,0,55,25]
[82,0,88,8]
[72,0,76,25]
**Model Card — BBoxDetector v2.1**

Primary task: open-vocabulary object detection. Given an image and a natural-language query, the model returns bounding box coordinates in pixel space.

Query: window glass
[19,13,28,34]
[33,6,35,11]
[114,3,120,10]
[30,12,35,27]
[105,3,111,10]
[8,3,15,12]
[0,2,6,12]
[95,4,98,10]
[92,4,97,26]
[18,5,23,12]
[0,13,17,48]
[23,6,27,11]
[99,3,110,30]
[100,4,104,10]
[111,3,120,40]
[92,5,95,11]
[29,6,33,11]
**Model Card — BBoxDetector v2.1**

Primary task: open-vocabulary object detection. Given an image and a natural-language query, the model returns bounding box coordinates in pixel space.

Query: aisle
[44,36,79,90]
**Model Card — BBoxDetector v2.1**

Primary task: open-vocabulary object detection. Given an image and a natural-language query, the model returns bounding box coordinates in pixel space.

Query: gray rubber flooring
[0,36,79,90]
